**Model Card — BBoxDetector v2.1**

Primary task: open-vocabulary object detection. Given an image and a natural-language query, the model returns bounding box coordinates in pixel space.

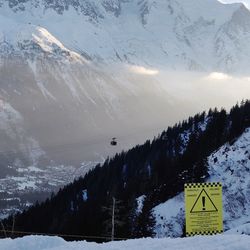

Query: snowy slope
[153,127,250,237]
[207,128,250,230]
[0,0,250,73]
[0,15,83,62]
[0,234,250,250]
[225,223,250,235]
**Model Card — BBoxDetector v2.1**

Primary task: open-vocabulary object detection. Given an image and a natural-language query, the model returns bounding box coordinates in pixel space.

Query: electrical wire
[0,229,129,241]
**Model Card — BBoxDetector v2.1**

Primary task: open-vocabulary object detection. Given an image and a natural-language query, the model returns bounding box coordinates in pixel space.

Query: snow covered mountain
[153,127,250,238]
[1,0,250,73]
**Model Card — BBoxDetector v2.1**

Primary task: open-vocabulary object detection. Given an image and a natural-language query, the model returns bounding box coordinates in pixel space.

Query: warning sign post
[184,182,223,236]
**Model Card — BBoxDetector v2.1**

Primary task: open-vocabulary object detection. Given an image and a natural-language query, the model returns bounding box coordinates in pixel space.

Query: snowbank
[225,223,250,235]
[0,235,250,250]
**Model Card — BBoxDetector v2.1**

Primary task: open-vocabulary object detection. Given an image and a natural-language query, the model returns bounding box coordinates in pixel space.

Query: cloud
[129,65,159,75]
[204,72,232,81]
[243,77,250,81]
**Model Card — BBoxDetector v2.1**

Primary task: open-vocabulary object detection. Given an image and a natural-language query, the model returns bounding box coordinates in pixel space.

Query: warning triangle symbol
[190,189,218,213]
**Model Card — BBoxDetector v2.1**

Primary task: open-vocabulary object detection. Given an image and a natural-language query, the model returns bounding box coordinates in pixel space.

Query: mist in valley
[1,60,250,170]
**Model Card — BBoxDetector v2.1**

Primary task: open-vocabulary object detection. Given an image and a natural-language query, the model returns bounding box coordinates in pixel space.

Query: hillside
[1,100,249,240]
[153,126,250,237]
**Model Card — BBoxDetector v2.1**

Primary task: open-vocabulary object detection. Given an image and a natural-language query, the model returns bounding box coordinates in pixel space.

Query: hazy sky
[219,0,250,8]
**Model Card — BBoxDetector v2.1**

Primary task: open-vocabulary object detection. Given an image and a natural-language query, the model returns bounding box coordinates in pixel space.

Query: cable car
[110,138,117,146]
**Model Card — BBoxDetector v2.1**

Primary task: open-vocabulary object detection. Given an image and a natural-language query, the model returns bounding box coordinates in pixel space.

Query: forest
[1,100,250,241]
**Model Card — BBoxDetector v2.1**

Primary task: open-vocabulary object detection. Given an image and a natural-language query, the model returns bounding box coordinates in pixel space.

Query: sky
[219,0,250,8]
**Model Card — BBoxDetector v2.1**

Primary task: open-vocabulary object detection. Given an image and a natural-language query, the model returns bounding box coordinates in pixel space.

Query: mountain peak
[0,15,84,61]
[1,0,250,72]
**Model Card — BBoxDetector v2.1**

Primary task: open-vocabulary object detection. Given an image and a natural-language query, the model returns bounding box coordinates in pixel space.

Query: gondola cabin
[110,138,117,146]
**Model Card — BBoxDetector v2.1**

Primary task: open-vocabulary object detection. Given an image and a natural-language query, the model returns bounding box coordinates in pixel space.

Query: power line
[0,120,168,157]
[0,229,129,241]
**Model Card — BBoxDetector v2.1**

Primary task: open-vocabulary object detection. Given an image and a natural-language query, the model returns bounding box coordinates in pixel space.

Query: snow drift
[0,234,250,250]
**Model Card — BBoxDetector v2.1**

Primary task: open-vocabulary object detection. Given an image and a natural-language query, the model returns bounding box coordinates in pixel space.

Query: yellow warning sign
[184,182,223,237]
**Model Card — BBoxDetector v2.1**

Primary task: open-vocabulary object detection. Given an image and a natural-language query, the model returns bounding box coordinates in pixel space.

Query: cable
[0,229,129,241]
[0,120,168,157]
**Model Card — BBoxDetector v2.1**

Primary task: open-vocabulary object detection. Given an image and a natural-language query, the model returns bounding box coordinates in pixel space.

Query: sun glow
[205,72,232,81]
[129,65,159,75]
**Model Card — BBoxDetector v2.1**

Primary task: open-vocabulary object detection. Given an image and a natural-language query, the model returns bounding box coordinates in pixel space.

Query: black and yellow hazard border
[184,183,222,189]
[186,230,224,237]
[184,182,223,237]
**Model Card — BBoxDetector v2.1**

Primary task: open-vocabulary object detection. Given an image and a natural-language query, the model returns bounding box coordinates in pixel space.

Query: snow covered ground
[0,234,250,250]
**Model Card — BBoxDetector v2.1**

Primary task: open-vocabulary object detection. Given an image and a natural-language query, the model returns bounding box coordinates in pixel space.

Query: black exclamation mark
[202,196,206,211]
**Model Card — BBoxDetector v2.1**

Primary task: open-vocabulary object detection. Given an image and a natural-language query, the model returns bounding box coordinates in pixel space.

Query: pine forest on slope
[1,100,250,241]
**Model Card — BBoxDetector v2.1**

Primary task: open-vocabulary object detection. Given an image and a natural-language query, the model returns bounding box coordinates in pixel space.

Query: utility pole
[102,196,124,241]
[111,197,115,241]
[0,221,7,238]
[11,214,15,238]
